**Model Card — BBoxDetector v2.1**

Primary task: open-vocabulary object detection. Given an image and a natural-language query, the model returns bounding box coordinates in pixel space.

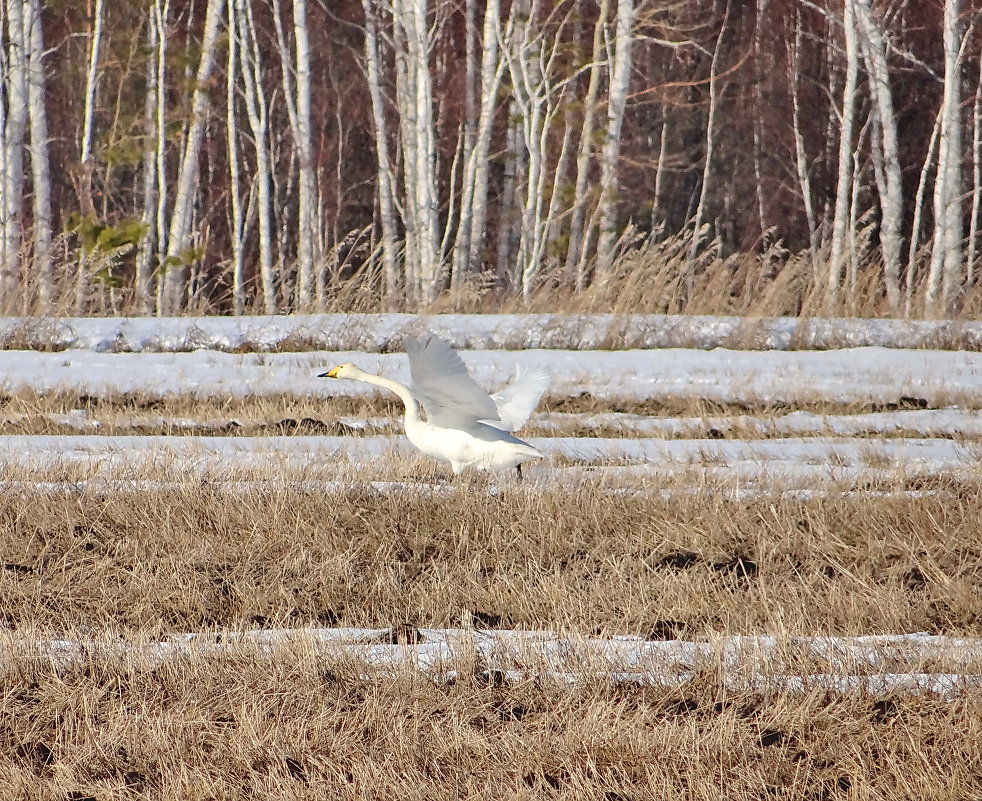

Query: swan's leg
[515,463,523,482]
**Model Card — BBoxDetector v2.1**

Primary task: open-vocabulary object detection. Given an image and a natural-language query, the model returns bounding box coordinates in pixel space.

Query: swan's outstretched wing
[406,335,500,427]
[488,367,550,431]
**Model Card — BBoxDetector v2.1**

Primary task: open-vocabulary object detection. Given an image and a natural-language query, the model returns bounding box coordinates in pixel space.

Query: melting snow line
[7,629,981,698]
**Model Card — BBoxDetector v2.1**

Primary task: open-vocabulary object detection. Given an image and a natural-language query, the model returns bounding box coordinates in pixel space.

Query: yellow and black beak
[318,366,341,378]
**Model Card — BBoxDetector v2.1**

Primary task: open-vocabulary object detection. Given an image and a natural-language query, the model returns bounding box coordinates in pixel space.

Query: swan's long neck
[356,373,423,429]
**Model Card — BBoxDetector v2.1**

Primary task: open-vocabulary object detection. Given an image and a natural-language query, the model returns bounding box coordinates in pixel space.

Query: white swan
[320,334,548,478]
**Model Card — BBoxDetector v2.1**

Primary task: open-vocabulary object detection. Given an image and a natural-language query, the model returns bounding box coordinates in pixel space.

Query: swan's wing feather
[487,367,550,431]
[406,335,500,426]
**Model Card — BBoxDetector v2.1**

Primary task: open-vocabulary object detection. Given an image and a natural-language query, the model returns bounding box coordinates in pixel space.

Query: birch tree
[152,0,169,310]
[392,0,440,304]
[227,0,245,315]
[500,0,575,296]
[135,0,166,314]
[24,0,51,310]
[272,0,318,309]
[565,0,609,288]
[926,0,964,315]
[0,0,29,306]
[687,1,729,288]
[594,0,636,276]
[362,0,400,303]
[967,60,982,287]
[827,0,859,311]
[854,0,902,312]
[452,0,502,286]
[235,0,276,313]
[789,9,818,272]
[161,0,226,315]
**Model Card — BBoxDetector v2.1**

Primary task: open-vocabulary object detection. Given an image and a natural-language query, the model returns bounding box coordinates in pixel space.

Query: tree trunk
[566,0,609,289]
[458,0,502,280]
[789,9,818,274]
[595,0,636,276]
[967,60,982,289]
[292,0,317,310]
[161,0,226,315]
[24,0,51,311]
[854,0,902,313]
[827,0,859,312]
[0,0,28,308]
[227,0,245,315]
[686,0,729,295]
[927,0,963,315]
[362,0,401,306]
[402,0,440,303]
[237,0,276,314]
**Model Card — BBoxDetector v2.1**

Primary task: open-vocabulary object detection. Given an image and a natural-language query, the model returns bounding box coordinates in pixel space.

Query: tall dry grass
[1,482,979,637]
[1,482,981,798]
[3,647,980,800]
[13,228,982,320]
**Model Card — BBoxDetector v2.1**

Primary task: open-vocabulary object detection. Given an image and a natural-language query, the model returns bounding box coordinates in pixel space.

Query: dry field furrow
[0,483,981,799]
[1,651,980,800]
[1,484,979,637]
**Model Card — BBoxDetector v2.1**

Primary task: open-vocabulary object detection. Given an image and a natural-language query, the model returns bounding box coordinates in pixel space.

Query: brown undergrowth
[0,484,981,798]
[1,654,980,800]
[1,484,979,637]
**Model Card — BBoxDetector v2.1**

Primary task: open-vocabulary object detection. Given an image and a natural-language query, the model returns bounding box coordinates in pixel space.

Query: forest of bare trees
[0,0,981,317]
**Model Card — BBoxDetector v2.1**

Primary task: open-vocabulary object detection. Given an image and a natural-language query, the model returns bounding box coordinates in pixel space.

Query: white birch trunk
[237,0,276,314]
[752,0,768,241]
[450,0,477,289]
[136,0,164,315]
[906,107,942,313]
[686,2,728,287]
[595,0,636,275]
[227,1,244,315]
[927,0,963,315]
[153,0,169,301]
[401,0,440,303]
[292,0,317,310]
[0,0,29,305]
[458,0,502,279]
[24,0,51,310]
[566,0,608,288]
[827,0,859,311]
[854,0,902,312]
[361,0,400,304]
[967,62,982,288]
[789,11,818,273]
[161,0,226,315]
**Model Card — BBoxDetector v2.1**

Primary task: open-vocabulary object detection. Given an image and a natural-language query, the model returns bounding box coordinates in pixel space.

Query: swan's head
[318,362,361,380]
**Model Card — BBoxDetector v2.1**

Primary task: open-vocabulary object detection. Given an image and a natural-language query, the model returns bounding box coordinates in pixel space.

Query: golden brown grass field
[1,348,982,799]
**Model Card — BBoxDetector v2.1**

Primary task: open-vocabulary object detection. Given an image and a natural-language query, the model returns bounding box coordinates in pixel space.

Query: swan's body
[320,335,548,476]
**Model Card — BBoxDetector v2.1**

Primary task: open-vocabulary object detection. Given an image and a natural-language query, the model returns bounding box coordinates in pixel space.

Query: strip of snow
[536,408,982,438]
[1,347,981,407]
[4,313,982,352]
[0,433,973,474]
[7,628,981,698]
